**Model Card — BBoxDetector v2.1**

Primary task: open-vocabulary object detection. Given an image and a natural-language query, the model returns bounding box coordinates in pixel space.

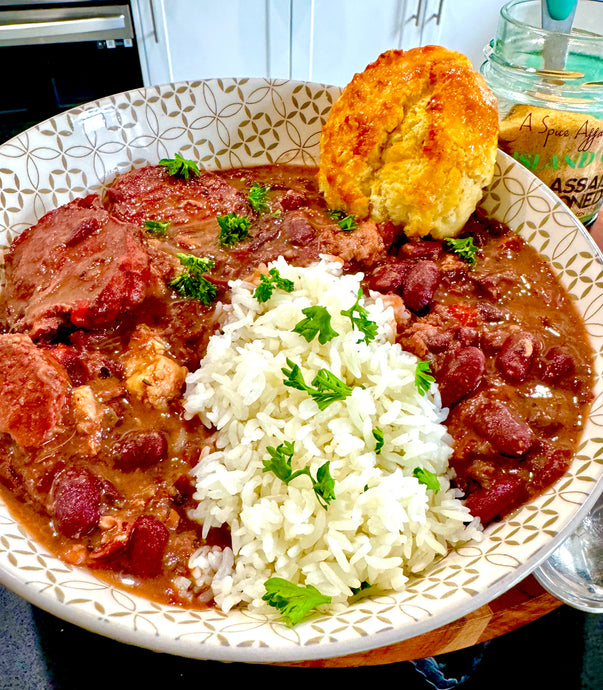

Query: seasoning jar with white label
[481,0,603,227]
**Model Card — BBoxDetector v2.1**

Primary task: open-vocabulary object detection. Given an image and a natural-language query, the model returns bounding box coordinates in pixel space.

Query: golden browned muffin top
[317,46,499,238]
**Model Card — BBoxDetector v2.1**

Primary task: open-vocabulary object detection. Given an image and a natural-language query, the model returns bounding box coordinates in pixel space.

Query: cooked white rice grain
[185,256,481,616]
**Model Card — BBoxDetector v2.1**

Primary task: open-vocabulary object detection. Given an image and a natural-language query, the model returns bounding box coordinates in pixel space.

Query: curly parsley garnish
[327,208,358,231]
[217,212,251,246]
[293,305,339,344]
[144,219,170,237]
[444,236,479,266]
[340,288,378,344]
[247,181,270,214]
[159,153,200,179]
[413,467,441,493]
[253,268,295,303]
[168,253,217,304]
[282,358,352,410]
[415,360,435,396]
[263,577,332,627]
[262,441,336,509]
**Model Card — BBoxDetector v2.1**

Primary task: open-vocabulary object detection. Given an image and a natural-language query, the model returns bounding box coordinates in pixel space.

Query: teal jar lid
[481,0,603,115]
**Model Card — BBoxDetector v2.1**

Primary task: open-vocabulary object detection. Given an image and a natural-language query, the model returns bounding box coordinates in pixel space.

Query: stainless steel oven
[0,1,144,142]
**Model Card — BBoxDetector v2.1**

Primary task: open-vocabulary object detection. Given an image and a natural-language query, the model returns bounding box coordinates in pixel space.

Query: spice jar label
[499,105,603,225]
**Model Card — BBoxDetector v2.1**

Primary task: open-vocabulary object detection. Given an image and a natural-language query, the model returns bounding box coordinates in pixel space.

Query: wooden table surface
[282,210,603,669]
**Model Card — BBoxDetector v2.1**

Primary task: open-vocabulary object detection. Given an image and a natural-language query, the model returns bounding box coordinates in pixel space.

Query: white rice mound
[184,256,481,615]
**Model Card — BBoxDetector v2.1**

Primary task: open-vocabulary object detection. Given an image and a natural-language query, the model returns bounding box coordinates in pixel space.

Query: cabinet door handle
[434,0,445,25]
[412,0,424,26]
[148,0,158,43]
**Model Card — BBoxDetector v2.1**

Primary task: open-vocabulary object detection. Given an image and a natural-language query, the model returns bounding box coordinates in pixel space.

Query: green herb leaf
[293,305,339,344]
[247,181,270,214]
[263,577,331,627]
[340,288,378,344]
[253,268,295,303]
[444,236,479,266]
[144,219,170,237]
[168,253,217,305]
[413,467,441,493]
[159,153,200,179]
[282,358,352,410]
[415,360,435,396]
[327,208,358,232]
[217,212,251,246]
[372,427,384,454]
[313,461,336,508]
[262,441,296,483]
[262,442,335,509]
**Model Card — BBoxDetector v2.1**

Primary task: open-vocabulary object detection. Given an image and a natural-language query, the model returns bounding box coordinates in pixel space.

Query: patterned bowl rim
[0,78,602,663]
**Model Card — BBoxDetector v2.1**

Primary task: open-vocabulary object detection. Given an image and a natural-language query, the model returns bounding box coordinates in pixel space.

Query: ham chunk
[0,334,70,448]
[0,195,151,339]
[104,164,249,226]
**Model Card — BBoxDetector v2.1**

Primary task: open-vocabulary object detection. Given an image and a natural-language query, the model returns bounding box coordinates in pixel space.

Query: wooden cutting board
[278,574,562,667]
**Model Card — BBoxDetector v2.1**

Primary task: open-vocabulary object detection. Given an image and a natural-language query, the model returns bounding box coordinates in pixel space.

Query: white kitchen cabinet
[131,0,292,86]
[132,0,505,88]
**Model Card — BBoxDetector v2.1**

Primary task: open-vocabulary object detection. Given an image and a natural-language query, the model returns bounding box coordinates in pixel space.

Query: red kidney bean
[127,515,169,577]
[464,474,525,524]
[51,466,102,538]
[437,346,485,408]
[113,430,168,471]
[496,331,538,382]
[402,260,439,313]
[367,261,412,293]
[473,400,534,457]
[539,346,575,383]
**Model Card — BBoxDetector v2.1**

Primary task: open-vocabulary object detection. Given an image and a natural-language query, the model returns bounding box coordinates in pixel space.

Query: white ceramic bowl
[0,79,602,663]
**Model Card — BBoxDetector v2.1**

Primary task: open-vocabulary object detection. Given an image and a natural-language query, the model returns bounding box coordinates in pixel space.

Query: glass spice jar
[481,0,603,227]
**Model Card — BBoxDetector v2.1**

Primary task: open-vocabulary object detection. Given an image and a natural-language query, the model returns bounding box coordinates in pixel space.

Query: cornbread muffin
[318,46,499,238]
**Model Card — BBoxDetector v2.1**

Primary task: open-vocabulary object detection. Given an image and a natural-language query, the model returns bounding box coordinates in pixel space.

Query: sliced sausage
[472,400,534,457]
[437,346,485,408]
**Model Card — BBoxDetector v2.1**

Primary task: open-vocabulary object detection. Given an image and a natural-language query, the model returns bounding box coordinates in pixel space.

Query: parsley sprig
[262,441,336,509]
[169,253,217,304]
[293,305,339,344]
[327,208,358,232]
[253,268,295,303]
[282,358,352,410]
[159,153,200,179]
[144,219,170,237]
[413,467,441,493]
[247,182,270,214]
[444,236,479,266]
[340,288,378,344]
[217,212,251,246]
[415,360,435,396]
[263,577,331,627]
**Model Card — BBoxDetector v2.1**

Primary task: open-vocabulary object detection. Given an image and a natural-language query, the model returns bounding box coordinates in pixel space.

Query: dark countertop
[1,582,601,689]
